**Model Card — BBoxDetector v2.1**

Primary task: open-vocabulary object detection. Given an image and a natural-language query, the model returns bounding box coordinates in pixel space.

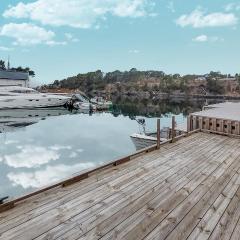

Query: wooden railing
[187,115,240,136]
[0,143,158,213]
[0,118,199,213]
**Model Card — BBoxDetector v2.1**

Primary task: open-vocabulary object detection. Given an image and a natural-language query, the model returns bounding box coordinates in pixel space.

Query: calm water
[0,99,212,198]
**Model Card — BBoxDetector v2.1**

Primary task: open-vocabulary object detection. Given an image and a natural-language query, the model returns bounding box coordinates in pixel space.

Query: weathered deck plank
[208,187,240,240]
[76,137,231,240]
[0,132,204,224]
[1,138,214,239]
[0,134,209,234]
[0,132,240,240]
[35,135,224,240]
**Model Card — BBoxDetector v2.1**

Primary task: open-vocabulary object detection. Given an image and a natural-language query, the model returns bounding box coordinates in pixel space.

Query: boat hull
[130,134,157,150]
[130,132,170,150]
[0,96,69,109]
[73,102,96,111]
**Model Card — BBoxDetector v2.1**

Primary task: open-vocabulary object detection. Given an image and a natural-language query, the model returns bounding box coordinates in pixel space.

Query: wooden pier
[1,130,240,239]
[188,102,240,137]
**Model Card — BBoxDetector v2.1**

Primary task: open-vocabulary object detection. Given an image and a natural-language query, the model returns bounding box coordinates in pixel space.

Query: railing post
[187,116,191,133]
[157,119,160,149]
[199,117,203,130]
[192,116,197,130]
[172,116,175,143]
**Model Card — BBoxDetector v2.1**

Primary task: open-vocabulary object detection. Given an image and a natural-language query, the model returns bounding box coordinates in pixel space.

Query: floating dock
[1,130,240,239]
[189,102,240,136]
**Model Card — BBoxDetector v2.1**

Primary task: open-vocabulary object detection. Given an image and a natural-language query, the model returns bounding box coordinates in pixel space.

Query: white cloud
[167,1,175,13]
[193,35,224,43]
[4,145,60,168]
[7,162,96,188]
[210,36,225,42]
[3,0,153,29]
[49,145,72,151]
[65,33,79,42]
[69,152,77,158]
[129,49,140,54]
[193,34,208,42]
[0,46,14,51]
[46,40,67,46]
[65,33,73,39]
[176,9,238,28]
[21,49,30,53]
[0,23,55,46]
[4,140,19,145]
[225,3,240,12]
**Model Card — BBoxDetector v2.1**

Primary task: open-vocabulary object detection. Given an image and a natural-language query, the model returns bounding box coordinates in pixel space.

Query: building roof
[0,70,29,81]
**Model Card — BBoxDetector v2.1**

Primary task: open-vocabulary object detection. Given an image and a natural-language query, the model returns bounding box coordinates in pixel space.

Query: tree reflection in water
[111,97,223,119]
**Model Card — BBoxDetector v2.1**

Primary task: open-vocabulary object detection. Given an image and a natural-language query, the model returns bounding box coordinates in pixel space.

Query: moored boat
[73,102,96,111]
[0,86,70,109]
[130,118,187,150]
[90,96,112,110]
[130,133,167,150]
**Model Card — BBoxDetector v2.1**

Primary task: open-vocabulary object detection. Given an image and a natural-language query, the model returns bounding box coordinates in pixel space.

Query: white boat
[90,97,112,110]
[0,86,70,109]
[70,93,96,111]
[73,102,96,111]
[130,133,167,150]
[130,119,187,150]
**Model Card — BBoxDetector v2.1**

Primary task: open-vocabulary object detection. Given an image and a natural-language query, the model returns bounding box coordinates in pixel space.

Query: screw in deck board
[157,119,160,149]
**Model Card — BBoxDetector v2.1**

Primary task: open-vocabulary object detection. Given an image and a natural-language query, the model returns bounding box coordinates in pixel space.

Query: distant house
[0,70,29,87]
[196,77,206,81]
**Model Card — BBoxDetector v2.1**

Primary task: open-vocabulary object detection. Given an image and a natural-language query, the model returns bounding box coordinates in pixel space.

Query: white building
[0,70,29,87]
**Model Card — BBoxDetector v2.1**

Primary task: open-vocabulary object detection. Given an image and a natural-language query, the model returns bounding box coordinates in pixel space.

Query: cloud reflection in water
[49,145,72,151]
[4,145,60,168]
[7,162,96,189]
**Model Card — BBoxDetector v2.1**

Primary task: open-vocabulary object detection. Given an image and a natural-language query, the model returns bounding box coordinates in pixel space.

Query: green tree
[206,78,225,94]
[0,60,6,70]
[10,66,35,76]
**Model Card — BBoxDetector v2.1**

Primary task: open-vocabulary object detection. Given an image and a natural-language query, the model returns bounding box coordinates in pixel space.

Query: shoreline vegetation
[40,69,240,100]
[0,59,35,76]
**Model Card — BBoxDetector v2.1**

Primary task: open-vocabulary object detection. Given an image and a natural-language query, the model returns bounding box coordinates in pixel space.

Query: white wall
[0,79,28,87]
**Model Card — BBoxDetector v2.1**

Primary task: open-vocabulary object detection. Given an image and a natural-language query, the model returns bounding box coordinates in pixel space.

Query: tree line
[43,69,240,96]
[0,59,35,76]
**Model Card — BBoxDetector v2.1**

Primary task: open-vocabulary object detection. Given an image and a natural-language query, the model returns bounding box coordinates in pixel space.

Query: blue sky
[0,0,239,84]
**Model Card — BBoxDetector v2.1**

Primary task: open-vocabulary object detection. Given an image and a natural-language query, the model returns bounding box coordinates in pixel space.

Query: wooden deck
[189,102,240,136]
[1,132,240,240]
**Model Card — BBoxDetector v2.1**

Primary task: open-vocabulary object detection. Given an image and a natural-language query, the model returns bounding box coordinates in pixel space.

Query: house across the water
[0,69,29,87]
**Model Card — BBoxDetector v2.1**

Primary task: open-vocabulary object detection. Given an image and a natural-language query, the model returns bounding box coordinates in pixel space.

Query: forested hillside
[42,69,240,97]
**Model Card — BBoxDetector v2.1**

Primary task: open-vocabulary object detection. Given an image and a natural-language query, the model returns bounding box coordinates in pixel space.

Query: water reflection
[0,107,136,197]
[0,108,73,134]
[0,99,221,198]
[7,162,96,189]
[112,98,221,118]
[4,145,60,168]
[0,99,217,135]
